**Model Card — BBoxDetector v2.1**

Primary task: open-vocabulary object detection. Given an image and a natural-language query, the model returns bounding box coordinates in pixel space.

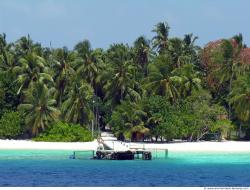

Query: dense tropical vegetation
[0,22,250,142]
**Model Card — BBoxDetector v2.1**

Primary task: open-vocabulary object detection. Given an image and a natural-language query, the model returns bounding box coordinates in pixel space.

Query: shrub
[33,122,93,142]
[0,111,22,139]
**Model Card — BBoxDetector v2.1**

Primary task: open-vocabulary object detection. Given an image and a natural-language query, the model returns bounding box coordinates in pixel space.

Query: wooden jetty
[93,150,152,160]
[71,148,168,160]
[70,134,168,160]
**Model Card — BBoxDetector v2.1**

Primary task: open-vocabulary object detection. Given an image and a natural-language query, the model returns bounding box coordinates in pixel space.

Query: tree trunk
[228,72,234,120]
[189,133,193,142]
[238,123,242,139]
[155,136,158,142]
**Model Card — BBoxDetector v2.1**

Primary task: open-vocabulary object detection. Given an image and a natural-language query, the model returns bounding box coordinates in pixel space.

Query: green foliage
[33,122,93,142]
[0,71,20,117]
[104,44,141,105]
[0,111,22,139]
[18,82,60,137]
[152,22,170,54]
[109,101,146,138]
[0,22,249,141]
[229,73,250,122]
[109,91,231,141]
[146,55,181,103]
[211,119,234,139]
[61,79,94,126]
[181,89,230,140]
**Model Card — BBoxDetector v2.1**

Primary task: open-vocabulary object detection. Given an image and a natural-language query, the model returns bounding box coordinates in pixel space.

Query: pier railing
[71,148,168,160]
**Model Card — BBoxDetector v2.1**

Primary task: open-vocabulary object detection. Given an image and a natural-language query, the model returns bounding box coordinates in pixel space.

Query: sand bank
[1,139,250,152]
[0,139,98,151]
[129,141,250,152]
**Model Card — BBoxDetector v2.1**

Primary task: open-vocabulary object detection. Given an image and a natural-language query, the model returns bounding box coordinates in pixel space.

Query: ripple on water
[0,150,250,186]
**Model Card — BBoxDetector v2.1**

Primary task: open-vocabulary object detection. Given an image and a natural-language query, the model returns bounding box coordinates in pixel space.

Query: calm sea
[0,150,250,186]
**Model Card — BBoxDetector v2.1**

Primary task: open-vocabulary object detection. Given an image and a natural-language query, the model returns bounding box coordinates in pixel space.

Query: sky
[0,0,249,49]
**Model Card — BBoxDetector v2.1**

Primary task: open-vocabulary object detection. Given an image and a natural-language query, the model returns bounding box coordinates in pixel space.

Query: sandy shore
[129,141,250,152]
[0,139,99,151]
[1,139,250,152]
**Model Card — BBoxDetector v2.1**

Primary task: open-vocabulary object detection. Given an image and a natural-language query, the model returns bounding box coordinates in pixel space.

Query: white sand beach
[129,141,250,152]
[0,139,99,151]
[1,139,250,152]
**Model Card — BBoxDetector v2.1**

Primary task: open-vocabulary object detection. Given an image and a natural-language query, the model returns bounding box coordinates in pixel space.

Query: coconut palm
[183,34,200,66]
[51,48,76,106]
[73,40,103,89]
[183,34,199,52]
[229,73,250,137]
[145,55,182,103]
[229,74,250,122]
[14,35,33,57]
[109,101,147,140]
[172,64,201,97]
[214,39,243,119]
[18,82,60,136]
[14,52,53,94]
[104,60,141,105]
[0,33,8,50]
[152,22,170,54]
[168,37,185,68]
[133,36,150,75]
[232,33,243,52]
[104,44,141,105]
[61,77,94,126]
[0,33,17,74]
[0,51,15,74]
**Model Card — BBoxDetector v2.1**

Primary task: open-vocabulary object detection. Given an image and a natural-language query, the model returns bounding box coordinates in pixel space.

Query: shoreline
[1,139,250,152]
[129,141,250,152]
[0,139,99,151]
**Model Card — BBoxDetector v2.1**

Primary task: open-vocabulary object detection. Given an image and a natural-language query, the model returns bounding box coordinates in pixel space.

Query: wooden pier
[70,133,168,160]
[71,148,168,160]
[93,150,152,160]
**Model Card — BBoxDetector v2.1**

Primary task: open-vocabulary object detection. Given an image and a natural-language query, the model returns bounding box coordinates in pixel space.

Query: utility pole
[92,99,95,137]
[91,120,94,137]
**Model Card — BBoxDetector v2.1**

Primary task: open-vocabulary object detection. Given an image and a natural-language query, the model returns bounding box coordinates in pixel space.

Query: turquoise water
[0,150,250,186]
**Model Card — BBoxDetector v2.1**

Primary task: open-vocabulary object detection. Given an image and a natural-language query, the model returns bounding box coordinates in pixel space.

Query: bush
[33,122,93,142]
[0,111,22,139]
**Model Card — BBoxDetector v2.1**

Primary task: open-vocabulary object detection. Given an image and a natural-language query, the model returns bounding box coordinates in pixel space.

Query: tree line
[0,22,250,141]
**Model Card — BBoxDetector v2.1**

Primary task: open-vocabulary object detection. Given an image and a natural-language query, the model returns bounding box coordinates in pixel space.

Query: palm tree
[0,37,16,76]
[51,48,76,106]
[183,34,199,53]
[229,74,250,122]
[167,35,199,69]
[152,22,170,54]
[61,77,94,126]
[104,61,141,104]
[0,51,16,74]
[14,52,53,94]
[0,33,8,50]
[229,73,250,137]
[73,40,103,89]
[133,36,150,76]
[172,64,201,97]
[145,55,182,103]
[183,34,200,67]
[74,40,92,58]
[14,35,33,57]
[109,101,147,140]
[104,44,141,105]
[0,33,17,75]
[18,82,60,136]
[168,37,184,68]
[214,39,244,119]
[232,33,243,52]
